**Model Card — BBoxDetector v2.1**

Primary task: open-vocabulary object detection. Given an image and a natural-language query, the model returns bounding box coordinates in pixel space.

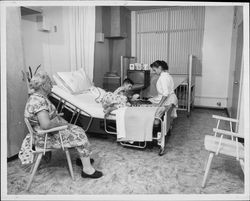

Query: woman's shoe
[81,170,103,179]
[76,158,94,167]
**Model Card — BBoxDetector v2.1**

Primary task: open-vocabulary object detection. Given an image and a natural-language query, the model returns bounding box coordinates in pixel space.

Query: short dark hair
[123,78,134,85]
[150,60,169,71]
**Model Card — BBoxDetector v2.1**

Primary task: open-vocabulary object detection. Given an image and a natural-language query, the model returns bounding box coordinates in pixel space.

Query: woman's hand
[126,102,131,107]
[131,94,140,101]
[37,110,68,130]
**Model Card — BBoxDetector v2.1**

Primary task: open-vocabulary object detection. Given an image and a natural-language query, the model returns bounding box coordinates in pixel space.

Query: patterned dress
[101,87,129,113]
[19,93,91,164]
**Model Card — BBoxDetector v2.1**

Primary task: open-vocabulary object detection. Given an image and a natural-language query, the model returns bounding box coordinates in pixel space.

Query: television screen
[127,71,145,84]
[127,70,150,88]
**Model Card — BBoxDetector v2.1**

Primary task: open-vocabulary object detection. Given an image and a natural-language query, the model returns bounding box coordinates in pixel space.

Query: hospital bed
[50,67,175,155]
[50,85,173,156]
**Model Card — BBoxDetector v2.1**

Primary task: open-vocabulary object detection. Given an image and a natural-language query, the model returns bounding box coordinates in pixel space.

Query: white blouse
[150,71,175,104]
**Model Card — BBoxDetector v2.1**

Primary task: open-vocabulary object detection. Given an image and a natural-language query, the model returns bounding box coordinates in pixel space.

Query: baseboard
[194,96,227,108]
[193,105,227,111]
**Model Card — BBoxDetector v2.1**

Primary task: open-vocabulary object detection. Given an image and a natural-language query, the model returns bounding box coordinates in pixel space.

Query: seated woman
[149,60,178,118]
[21,71,103,179]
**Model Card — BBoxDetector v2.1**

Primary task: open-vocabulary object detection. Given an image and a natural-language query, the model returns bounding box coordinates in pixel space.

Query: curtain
[135,7,205,75]
[68,6,96,81]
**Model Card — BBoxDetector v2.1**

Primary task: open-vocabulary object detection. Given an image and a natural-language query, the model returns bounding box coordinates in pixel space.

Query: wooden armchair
[202,115,244,188]
[24,118,75,191]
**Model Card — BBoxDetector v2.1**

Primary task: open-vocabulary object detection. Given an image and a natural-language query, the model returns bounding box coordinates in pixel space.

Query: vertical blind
[135,6,205,75]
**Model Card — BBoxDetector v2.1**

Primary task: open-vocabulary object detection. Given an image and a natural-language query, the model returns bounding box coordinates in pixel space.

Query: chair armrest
[212,115,238,123]
[37,125,68,135]
[213,128,244,139]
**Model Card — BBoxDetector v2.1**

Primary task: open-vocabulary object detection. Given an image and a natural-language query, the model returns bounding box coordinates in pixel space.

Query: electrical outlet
[217,102,221,107]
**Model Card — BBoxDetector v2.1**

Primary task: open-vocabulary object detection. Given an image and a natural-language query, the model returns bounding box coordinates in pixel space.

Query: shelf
[21,6,42,16]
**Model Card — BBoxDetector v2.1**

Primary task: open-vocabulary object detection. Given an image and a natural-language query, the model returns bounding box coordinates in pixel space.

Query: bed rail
[174,54,196,117]
[50,92,174,156]
[50,92,93,132]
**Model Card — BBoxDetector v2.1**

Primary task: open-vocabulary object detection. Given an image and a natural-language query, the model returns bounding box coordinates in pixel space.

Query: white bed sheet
[172,75,188,89]
[51,85,117,120]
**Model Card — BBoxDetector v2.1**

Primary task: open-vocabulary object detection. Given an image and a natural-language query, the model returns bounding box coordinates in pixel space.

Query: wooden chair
[24,118,75,190]
[202,115,244,188]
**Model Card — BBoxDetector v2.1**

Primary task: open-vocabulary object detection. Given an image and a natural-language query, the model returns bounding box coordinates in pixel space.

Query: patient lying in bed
[101,78,139,115]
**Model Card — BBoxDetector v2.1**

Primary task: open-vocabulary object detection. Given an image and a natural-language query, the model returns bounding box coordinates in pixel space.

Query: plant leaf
[29,66,32,78]
[34,64,41,75]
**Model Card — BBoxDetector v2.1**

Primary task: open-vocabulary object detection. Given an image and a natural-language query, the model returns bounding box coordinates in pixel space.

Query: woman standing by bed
[20,71,103,179]
[149,60,178,118]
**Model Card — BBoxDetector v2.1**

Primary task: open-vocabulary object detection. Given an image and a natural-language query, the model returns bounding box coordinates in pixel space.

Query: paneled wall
[93,7,110,87]
[94,6,131,87]
[7,7,28,157]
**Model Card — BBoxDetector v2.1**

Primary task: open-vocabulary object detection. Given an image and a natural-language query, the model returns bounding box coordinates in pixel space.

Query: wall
[7,7,28,157]
[195,6,234,108]
[93,6,131,87]
[93,6,110,87]
[111,7,131,75]
[227,6,243,116]
[21,7,71,78]
[238,6,249,137]
[22,6,131,88]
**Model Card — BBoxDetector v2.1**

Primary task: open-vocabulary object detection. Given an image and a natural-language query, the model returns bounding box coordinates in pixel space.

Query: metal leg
[158,115,166,156]
[202,152,214,188]
[65,148,74,180]
[26,153,43,191]
[29,153,37,174]
[239,159,244,174]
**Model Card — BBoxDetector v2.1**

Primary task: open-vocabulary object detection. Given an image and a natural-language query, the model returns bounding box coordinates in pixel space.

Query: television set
[127,70,150,89]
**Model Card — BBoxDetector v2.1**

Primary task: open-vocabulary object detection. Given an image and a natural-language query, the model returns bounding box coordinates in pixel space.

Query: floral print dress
[19,93,91,165]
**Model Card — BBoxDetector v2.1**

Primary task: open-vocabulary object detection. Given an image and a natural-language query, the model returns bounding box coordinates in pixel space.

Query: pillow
[53,74,72,94]
[53,68,93,94]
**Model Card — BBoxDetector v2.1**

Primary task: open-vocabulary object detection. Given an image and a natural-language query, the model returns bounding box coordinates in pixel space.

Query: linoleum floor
[7,108,244,195]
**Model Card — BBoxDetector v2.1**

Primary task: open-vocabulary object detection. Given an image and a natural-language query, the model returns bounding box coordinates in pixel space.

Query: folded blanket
[117,106,159,142]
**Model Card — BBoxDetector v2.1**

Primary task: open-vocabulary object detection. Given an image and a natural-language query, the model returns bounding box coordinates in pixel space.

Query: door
[7,7,28,157]
[231,21,243,129]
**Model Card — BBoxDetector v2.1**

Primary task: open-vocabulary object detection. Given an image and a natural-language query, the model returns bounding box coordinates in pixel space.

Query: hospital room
[1,1,249,200]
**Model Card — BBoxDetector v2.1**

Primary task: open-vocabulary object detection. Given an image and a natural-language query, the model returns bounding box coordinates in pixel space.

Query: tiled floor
[6,108,244,195]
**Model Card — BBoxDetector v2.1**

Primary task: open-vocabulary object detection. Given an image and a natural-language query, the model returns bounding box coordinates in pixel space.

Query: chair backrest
[211,115,244,161]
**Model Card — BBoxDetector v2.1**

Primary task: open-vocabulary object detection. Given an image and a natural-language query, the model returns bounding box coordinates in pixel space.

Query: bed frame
[50,92,174,156]
[173,54,196,117]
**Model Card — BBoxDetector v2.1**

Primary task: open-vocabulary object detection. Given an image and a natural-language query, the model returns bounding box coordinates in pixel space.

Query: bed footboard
[108,105,174,156]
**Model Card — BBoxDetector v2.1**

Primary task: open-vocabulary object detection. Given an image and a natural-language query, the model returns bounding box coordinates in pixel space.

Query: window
[133,6,205,75]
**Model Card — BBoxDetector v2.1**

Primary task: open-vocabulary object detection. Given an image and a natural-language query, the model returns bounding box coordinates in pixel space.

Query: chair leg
[29,154,38,174]
[239,159,244,174]
[26,153,43,191]
[65,148,75,180]
[202,152,214,188]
